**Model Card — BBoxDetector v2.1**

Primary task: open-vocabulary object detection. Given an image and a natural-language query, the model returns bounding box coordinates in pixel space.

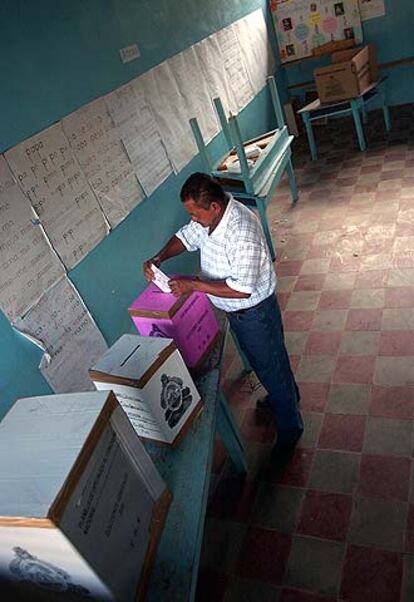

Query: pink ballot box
[129,282,220,369]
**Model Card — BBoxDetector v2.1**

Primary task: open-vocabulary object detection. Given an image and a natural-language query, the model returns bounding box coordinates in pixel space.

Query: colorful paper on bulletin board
[270,0,363,64]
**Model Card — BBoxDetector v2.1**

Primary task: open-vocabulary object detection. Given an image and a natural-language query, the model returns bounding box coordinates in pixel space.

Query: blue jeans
[227,294,303,442]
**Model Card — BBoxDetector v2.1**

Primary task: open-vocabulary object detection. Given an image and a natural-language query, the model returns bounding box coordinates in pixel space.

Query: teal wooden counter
[144,323,246,601]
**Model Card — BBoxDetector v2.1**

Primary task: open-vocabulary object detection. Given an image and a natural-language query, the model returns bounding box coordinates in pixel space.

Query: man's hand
[168,277,198,297]
[143,256,160,281]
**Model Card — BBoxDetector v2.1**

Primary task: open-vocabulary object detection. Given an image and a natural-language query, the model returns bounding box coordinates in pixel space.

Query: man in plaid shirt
[144,173,303,455]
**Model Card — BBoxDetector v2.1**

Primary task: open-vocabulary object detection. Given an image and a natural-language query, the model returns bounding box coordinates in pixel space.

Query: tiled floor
[196,105,414,602]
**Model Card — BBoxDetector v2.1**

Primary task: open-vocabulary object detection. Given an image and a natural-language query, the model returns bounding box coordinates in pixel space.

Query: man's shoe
[272,428,303,459]
[256,395,272,410]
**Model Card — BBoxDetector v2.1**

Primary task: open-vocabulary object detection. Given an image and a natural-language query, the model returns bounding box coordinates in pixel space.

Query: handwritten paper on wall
[0,156,65,322]
[15,278,108,393]
[62,98,144,228]
[105,83,173,196]
[195,35,237,117]
[168,47,219,144]
[139,64,198,174]
[5,123,108,270]
[216,24,255,112]
[234,9,274,95]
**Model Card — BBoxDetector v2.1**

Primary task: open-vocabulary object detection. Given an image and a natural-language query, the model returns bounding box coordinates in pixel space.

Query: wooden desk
[144,317,247,601]
[297,79,391,160]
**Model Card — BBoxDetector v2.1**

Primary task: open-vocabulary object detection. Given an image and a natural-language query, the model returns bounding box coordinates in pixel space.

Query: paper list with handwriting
[62,98,144,228]
[14,277,108,393]
[216,24,255,112]
[5,123,108,270]
[0,155,64,322]
[105,82,173,196]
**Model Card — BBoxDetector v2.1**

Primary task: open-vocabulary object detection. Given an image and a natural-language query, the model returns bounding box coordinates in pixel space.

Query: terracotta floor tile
[304,331,342,355]
[333,355,376,384]
[329,255,360,272]
[318,290,352,310]
[339,332,379,356]
[284,311,315,331]
[318,414,366,452]
[374,356,414,386]
[241,408,276,443]
[280,590,336,602]
[277,261,304,277]
[296,356,336,384]
[340,545,403,602]
[294,274,326,291]
[209,477,258,523]
[297,490,352,541]
[385,287,414,308]
[299,383,329,412]
[237,527,291,585]
[312,309,348,331]
[369,385,414,419]
[286,291,321,311]
[379,331,414,356]
[358,454,411,501]
[355,269,388,289]
[382,308,414,330]
[350,288,385,309]
[346,308,383,331]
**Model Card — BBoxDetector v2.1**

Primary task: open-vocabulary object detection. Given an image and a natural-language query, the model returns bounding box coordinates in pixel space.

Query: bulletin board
[270,0,363,63]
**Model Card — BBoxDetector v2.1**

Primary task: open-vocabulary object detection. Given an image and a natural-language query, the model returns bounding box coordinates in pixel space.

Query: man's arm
[143,235,186,281]
[169,277,250,299]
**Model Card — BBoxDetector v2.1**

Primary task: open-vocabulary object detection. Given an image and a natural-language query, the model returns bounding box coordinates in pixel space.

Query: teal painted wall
[0,0,285,417]
[281,0,414,106]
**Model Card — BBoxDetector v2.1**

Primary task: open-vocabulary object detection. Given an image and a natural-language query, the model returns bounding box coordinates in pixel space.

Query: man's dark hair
[180,172,228,209]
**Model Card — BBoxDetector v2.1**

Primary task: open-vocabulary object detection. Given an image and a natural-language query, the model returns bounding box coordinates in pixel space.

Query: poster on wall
[358,0,385,21]
[270,0,363,63]
[14,277,108,393]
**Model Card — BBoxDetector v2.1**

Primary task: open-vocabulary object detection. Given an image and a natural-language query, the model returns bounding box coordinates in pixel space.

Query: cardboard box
[314,45,378,104]
[0,391,171,601]
[90,334,202,446]
[128,282,220,369]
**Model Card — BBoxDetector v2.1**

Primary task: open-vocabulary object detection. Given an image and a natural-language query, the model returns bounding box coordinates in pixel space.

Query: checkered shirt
[175,196,276,312]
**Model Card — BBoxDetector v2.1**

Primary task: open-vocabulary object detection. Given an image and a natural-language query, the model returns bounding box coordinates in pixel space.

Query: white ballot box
[90,334,202,447]
[0,391,171,601]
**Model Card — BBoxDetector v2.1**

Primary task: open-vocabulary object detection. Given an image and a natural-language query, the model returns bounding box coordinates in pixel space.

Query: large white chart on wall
[168,46,219,144]
[62,98,144,228]
[0,156,65,322]
[5,123,108,270]
[216,23,255,112]
[105,82,173,196]
[194,34,237,117]
[234,9,275,95]
[270,0,363,64]
[14,277,108,393]
[139,63,198,174]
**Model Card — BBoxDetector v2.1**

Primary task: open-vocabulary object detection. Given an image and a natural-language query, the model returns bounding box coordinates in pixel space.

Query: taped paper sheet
[194,34,238,117]
[62,97,144,228]
[14,278,108,393]
[234,9,275,95]
[168,46,219,144]
[5,123,108,270]
[139,63,198,174]
[0,156,64,322]
[216,23,255,112]
[105,82,173,196]
[358,0,385,21]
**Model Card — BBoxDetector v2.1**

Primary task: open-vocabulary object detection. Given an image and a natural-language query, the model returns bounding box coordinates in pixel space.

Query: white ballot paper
[62,97,144,228]
[5,123,108,270]
[14,277,108,393]
[151,264,171,293]
[0,155,64,322]
[105,82,173,196]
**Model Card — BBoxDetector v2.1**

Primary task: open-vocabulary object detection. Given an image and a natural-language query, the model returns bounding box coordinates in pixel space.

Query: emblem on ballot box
[160,374,192,429]
[9,546,91,597]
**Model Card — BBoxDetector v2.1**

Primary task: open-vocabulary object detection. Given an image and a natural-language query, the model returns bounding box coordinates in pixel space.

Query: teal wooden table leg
[302,111,317,160]
[256,196,276,261]
[383,104,391,132]
[217,391,247,474]
[286,158,299,204]
[350,99,366,152]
